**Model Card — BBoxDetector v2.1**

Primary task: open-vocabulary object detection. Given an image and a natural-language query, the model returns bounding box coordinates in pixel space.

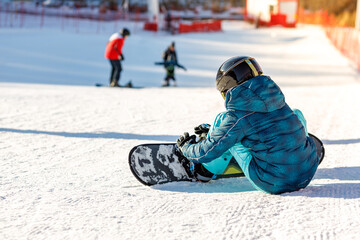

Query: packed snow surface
[1,15,360,240]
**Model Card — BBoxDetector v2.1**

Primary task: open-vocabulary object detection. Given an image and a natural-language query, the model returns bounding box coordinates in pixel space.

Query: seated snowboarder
[177,56,320,194]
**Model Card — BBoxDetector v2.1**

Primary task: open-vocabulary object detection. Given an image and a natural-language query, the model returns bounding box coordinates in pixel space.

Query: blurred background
[1,0,359,85]
[0,0,358,26]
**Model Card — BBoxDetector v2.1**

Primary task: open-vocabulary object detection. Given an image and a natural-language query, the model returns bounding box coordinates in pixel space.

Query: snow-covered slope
[1,16,360,240]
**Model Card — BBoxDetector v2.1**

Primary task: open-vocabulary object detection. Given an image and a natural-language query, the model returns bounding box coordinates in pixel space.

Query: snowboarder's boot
[192,163,215,182]
[110,81,117,87]
[162,81,170,87]
[124,81,133,88]
[177,152,214,182]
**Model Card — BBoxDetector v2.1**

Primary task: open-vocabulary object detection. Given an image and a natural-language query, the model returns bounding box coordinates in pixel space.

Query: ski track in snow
[1,16,360,240]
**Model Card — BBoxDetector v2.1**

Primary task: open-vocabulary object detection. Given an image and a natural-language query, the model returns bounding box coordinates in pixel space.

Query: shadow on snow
[152,177,257,194]
[154,167,360,197]
[0,128,178,142]
[323,138,360,145]
[284,167,360,199]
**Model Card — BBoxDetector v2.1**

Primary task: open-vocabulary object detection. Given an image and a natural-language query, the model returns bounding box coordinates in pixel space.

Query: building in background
[245,0,298,27]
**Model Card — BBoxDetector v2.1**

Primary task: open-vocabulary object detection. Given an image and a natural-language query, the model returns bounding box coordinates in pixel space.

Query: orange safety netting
[178,20,222,33]
[299,8,360,70]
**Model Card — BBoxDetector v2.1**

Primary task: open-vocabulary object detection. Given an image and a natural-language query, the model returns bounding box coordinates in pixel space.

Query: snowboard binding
[174,145,215,182]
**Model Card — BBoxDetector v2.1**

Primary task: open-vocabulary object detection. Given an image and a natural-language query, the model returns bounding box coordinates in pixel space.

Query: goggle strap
[245,59,259,77]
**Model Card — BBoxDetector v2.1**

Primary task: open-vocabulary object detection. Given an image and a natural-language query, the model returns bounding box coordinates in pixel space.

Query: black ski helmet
[216,56,263,96]
[121,28,131,37]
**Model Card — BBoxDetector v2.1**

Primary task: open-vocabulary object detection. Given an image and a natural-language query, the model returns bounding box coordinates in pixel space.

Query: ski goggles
[222,57,262,84]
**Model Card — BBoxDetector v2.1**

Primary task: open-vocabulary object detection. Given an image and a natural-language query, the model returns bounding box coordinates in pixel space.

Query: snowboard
[155,61,187,71]
[129,143,191,186]
[128,143,244,186]
[128,133,325,186]
[309,133,325,164]
[95,81,142,88]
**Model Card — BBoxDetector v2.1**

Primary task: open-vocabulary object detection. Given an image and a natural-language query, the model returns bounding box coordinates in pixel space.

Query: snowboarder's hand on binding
[177,132,196,148]
[194,123,211,141]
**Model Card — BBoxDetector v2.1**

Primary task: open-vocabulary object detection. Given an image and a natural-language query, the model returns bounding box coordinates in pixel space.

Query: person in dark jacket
[162,42,178,87]
[104,28,130,87]
[177,56,320,194]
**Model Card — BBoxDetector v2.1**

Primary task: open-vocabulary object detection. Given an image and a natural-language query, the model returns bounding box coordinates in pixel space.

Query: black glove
[194,123,211,140]
[177,132,196,148]
[120,54,125,61]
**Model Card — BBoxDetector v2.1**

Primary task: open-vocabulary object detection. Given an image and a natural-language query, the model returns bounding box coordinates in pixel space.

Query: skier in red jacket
[104,28,130,87]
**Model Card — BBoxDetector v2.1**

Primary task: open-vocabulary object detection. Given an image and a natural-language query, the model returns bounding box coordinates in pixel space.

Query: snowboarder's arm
[174,51,177,62]
[162,50,168,61]
[113,43,121,58]
[113,39,124,58]
[180,112,244,163]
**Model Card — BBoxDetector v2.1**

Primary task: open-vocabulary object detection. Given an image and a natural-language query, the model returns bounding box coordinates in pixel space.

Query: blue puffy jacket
[181,75,319,194]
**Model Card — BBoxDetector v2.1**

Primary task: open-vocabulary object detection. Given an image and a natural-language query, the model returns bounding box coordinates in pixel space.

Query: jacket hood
[225,75,285,112]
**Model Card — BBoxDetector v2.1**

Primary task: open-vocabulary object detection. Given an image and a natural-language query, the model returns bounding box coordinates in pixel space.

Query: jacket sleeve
[180,111,245,163]
[114,38,124,55]
[174,51,177,62]
[162,50,168,61]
